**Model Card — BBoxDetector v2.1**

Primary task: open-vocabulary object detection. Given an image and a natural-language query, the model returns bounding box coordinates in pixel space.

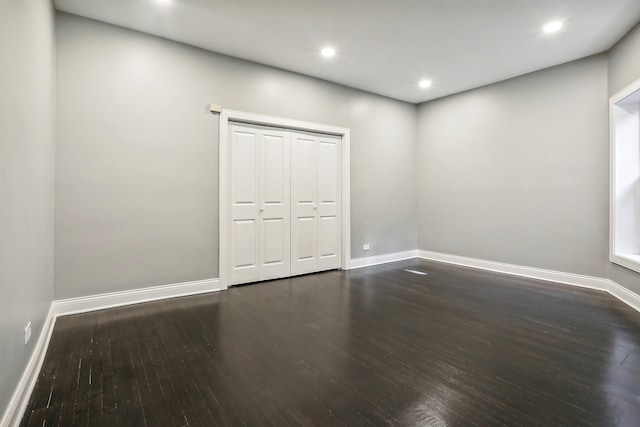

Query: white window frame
[610,78,640,274]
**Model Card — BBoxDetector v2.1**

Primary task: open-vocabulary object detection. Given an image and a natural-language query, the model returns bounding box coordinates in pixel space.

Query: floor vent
[405,269,428,276]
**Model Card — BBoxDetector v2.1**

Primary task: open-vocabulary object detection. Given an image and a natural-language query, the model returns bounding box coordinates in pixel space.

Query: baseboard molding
[608,280,640,313]
[418,250,610,290]
[55,278,221,317]
[1,304,56,427]
[350,250,418,269]
[418,250,640,313]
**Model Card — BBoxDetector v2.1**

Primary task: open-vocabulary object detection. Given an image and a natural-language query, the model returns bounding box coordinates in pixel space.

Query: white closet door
[291,132,341,275]
[291,134,318,275]
[230,124,291,285]
[230,126,260,284]
[316,135,341,271]
[259,129,291,280]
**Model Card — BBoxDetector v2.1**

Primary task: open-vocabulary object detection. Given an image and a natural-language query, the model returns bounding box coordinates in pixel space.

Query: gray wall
[0,0,55,417]
[55,13,417,299]
[608,22,640,97]
[417,55,610,277]
[609,22,640,294]
[52,12,640,300]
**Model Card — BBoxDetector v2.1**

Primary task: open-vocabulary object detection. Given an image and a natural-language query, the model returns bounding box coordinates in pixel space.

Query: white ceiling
[54,0,640,104]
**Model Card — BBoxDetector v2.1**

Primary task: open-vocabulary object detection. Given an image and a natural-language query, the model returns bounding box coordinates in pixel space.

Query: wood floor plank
[19,259,640,426]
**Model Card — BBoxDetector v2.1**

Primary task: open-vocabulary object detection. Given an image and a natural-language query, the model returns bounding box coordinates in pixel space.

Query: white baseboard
[1,305,56,427]
[418,250,640,313]
[608,280,640,313]
[350,250,418,269]
[417,250,610,290]
[55,278,221,317]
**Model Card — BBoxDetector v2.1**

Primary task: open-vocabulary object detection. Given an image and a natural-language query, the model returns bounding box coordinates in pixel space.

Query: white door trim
[219,109,351,289]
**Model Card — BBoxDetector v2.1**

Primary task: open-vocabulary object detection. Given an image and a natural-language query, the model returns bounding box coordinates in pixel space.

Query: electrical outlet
[363,243,370,251]
[24,322,32,345]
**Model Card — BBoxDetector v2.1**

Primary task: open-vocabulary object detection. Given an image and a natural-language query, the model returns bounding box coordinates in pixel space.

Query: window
[610,79,640,273]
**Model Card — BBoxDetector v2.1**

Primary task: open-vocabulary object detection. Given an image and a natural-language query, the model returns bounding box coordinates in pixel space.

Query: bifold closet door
[291,132,341,275]
[230,125,291,285]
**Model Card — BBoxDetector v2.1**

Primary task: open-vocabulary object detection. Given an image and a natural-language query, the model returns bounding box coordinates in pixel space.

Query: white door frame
[219,109,351,289]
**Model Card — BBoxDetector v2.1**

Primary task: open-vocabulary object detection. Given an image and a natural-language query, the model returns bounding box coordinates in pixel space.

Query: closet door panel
[295,216,316,256]
[262,133,288,207]
[259,130,291,280]
[261,218,286,264]
[317,137,341,270]
[293,136,317,203]
[291,134,318,275]
[232,219,259,278]
[230,126,260,284]
[317,139,339,206]
[231,129,258,206]
[317,216,339,269]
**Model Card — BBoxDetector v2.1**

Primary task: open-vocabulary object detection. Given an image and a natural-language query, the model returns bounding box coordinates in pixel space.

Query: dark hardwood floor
[20,259,640,426]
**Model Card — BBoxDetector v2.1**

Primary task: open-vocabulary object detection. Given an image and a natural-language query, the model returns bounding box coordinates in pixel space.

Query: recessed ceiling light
[155,0,171,5]
[543,21,563,34]
[321,47,336,58]
[419,80,432,89]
